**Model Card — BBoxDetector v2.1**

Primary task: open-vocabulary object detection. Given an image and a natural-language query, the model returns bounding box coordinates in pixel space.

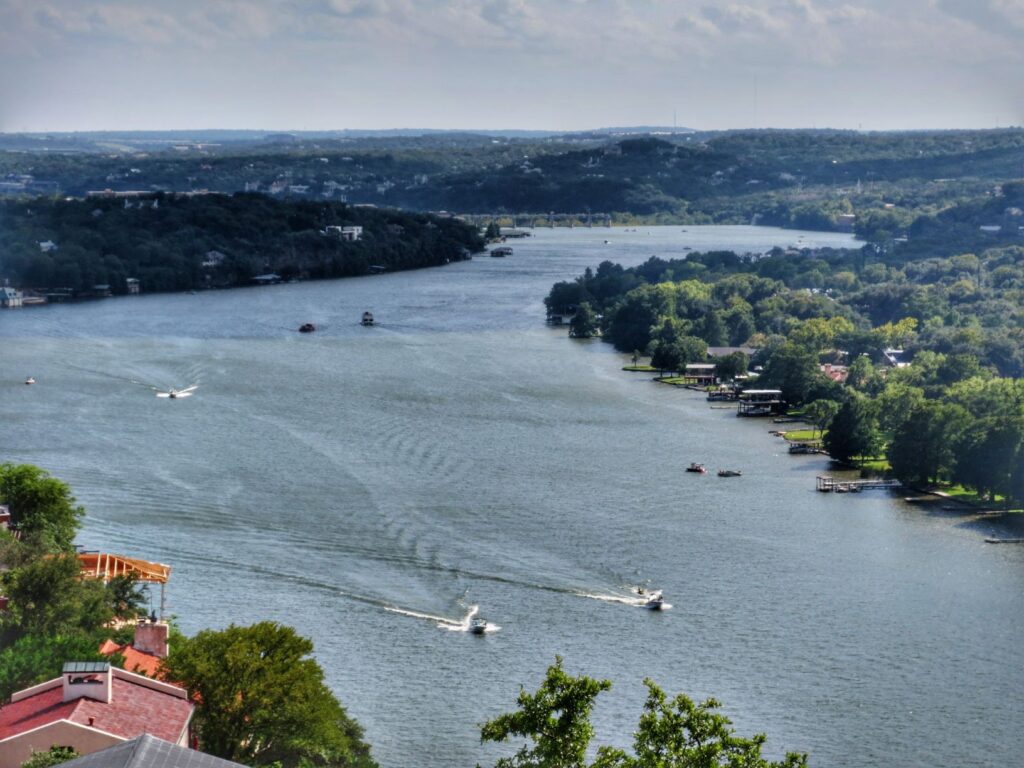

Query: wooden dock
[816,476,902,493]
[985,537,1024,544]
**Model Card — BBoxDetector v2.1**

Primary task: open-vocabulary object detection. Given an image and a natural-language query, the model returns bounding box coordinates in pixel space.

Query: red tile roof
[98,640,163,679]
[0,673,192,745]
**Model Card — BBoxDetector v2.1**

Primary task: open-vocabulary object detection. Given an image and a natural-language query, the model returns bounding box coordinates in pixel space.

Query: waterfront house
[99,621,170,679]
[0,663,193,768]
[0,287,22,308]
[683,363,717,385]
[126,278,140,295]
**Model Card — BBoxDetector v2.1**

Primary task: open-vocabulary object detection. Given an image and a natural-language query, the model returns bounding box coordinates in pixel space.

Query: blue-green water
[2,226,1022,767]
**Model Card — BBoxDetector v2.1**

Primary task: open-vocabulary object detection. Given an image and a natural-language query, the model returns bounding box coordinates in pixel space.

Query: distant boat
[717,469,742,477]
[298,323,316,333]
[490,246,513,257]
[468,617,489,635]
[24,377,35,385]
[157,385,197,399]
[361,311,374,326]
[685,462,707,474]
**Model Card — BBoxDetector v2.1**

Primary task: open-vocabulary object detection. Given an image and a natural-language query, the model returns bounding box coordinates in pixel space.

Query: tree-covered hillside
[0,194,484,294]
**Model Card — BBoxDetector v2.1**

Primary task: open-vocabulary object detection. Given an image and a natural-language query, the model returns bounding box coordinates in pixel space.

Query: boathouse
[737,389,784,416]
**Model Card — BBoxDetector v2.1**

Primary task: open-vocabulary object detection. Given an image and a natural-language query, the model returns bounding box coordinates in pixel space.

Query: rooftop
[60,734,245,768]
[0,668,192,745]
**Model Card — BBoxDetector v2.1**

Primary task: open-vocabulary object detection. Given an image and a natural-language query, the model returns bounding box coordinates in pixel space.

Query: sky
[1,0,1022,133]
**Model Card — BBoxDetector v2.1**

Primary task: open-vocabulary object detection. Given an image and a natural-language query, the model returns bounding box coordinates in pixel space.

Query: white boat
[469,617,489,635]
[644,591,665,610]
[24,377,35,385]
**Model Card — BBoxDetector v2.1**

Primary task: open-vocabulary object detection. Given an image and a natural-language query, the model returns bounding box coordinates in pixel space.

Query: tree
[480,657,611,768]
[162,622,376,768]
[953,416,1024,500]
[714,351,748,382]
[0,464,84,553]
[21,747,79,768]
[803,399,840,439]
[823,395,882,465]
[569,302,599,339]
[0,633,115,701]
[759,343,823,407]
[888,403,971,487]
[593,680,807,768]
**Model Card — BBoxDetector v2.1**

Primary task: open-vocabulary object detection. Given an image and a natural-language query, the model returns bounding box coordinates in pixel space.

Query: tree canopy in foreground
[481,658,807,768]
[161,621,376,768]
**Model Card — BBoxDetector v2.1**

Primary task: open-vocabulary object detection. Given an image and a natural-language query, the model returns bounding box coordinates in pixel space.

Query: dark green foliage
[481,659,806,768]
[888,402,971,486]
[569,303,599,339]
[823,396,882,465]
[162,622,376,768]
[0,194,484,295]
[0,633,116,701]
[759,343,826,407]
[0,464,84,553]
[20,746,79,768]
[480,657,611,768]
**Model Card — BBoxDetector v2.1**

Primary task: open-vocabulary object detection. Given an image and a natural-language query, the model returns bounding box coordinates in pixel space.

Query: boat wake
[384,602,500,633]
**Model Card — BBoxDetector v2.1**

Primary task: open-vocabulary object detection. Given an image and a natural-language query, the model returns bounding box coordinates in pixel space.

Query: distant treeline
[0,193,484,294]
[3,129,1023,228]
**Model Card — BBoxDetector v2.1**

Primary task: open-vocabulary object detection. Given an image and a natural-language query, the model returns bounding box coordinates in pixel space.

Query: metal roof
[62,661,111,674]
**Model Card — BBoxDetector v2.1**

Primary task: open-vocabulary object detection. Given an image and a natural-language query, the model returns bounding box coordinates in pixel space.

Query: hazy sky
[1,0,1022,133]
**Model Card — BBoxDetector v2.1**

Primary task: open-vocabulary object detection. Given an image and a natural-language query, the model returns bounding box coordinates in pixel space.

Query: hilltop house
[0,663,193,768]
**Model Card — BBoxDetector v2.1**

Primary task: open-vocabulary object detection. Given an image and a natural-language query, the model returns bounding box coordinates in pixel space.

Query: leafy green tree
[888,403,971,486]
[714,352,749,382]
[0,633,115,701]
[480,657,611,768]
[0,464,84,553]
[759,343,823,407]
[593,680,807,768]
[162,622,376,768]
[823,395,882,465]
[20,746,79,768]
[803,399,841,439]
[569,302,599,339]
[953,417,1024,501]
[0,554,112,644]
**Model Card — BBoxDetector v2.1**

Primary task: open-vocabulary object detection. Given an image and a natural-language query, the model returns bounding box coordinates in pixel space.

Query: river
[2,225,1022,768]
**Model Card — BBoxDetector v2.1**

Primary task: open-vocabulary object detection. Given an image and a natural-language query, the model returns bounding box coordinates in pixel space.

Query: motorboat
[298,323,316,333]
[490,246,513,257]
[24,377,35,385]
[469,617,489,635]
[644,591,665,610]
[361,311,374,326]
[686,462,707,474]
[157,385,197,399]
[717,469,742,477]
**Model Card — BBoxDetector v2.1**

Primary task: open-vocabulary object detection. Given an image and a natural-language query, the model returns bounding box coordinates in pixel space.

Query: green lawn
[623,365,657,372]
[782,429,819,442]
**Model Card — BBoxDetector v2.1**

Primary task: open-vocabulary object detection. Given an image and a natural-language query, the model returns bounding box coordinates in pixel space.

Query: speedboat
[24,377,35,385]
[686,462,707,474]
[469,617,489,635]
[361,311,374,326]
[644,591,665,610]
[717,469,742,477]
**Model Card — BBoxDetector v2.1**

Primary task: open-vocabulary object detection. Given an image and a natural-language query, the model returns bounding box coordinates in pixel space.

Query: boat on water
[361,311,374,326]
[298,323,316,333]
[24,377,35,385]
[717,469,742,477]
[490,246,513,257]
[686,462,707,474]
[468,617,489,635]
[644,591,665,610]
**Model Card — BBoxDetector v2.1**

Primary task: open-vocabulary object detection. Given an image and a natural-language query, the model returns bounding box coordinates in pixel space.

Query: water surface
[2,226,1021,768]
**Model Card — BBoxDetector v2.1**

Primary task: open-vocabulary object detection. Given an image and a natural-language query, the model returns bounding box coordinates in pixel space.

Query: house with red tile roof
[0,662,193,768]
[99,622,170,679]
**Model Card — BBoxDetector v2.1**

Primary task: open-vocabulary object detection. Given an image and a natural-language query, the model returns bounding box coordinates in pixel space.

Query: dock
[985,537,1024,544]
[816,476,902,493]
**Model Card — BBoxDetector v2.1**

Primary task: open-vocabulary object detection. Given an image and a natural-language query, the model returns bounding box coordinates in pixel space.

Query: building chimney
[62,662,112,704]
[134,621,169,658]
